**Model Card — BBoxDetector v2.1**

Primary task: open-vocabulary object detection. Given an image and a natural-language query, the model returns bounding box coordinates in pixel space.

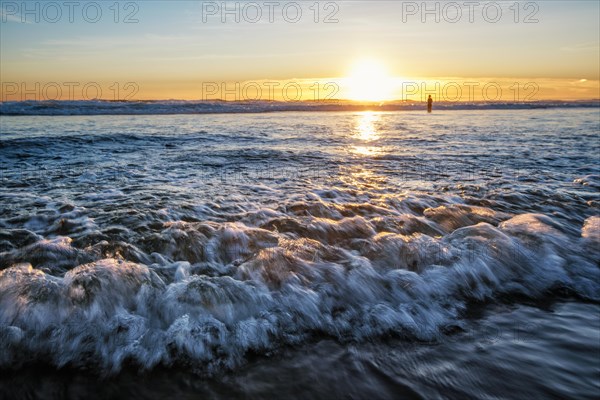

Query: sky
[1,0,599,101]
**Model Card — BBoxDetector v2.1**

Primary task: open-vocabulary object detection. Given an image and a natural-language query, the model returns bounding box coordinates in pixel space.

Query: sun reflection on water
[352,111,383,156]
[356,111,379,141]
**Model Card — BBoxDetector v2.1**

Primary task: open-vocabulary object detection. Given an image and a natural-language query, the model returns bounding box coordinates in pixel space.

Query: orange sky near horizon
[1,77,598,102]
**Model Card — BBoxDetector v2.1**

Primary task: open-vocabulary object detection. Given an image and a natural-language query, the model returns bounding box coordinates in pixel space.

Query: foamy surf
[1,99,598,116]
[1,109,598,379]
[1,202,598,375]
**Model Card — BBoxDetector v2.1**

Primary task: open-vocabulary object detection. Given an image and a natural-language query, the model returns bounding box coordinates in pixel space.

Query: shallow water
[0,109,599,398]
[2,301,598,400]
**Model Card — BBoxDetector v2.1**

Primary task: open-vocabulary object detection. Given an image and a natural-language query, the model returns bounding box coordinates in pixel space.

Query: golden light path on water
[343,111,392,191]
[352,111,383,156]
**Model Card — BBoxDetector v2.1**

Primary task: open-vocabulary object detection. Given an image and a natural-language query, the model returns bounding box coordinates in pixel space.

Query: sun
[345,59,396,102]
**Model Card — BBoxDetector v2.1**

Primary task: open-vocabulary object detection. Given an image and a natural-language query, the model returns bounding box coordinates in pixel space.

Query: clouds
[1,1,598,95]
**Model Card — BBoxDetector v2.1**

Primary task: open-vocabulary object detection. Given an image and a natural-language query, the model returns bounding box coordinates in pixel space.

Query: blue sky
[1,1,599,99]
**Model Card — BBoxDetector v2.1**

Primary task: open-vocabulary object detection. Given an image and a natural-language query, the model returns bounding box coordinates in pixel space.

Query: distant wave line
[1,99,599,116]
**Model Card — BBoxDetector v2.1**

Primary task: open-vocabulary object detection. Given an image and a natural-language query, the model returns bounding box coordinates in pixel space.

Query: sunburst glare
[345,59,398,102]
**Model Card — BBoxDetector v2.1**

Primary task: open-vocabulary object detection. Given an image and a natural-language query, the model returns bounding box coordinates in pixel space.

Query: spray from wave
[1,199,598,375]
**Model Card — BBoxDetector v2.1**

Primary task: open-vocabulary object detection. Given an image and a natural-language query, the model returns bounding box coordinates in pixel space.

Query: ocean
[0,106,598,399]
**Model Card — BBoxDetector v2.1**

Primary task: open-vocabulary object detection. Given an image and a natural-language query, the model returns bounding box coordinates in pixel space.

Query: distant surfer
[427,95,433,113]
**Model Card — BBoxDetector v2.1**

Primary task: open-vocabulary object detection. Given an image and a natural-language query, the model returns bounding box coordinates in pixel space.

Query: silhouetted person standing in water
[427,95,433,113]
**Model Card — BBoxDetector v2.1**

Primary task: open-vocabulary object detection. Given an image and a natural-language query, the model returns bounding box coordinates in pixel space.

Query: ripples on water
[0,109,599,399]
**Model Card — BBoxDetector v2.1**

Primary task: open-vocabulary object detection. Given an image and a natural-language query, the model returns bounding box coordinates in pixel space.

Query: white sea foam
[0,207,598,374]
[0,110,598,375]
[1,99,598,116]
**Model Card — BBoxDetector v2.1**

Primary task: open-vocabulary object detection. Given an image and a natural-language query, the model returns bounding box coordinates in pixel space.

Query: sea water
[0,108,598,399]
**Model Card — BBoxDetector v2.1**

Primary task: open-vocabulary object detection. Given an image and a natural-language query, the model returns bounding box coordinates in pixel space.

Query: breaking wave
[1,99,599,116]
[1,201,598,375]
[1,109,598,377]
